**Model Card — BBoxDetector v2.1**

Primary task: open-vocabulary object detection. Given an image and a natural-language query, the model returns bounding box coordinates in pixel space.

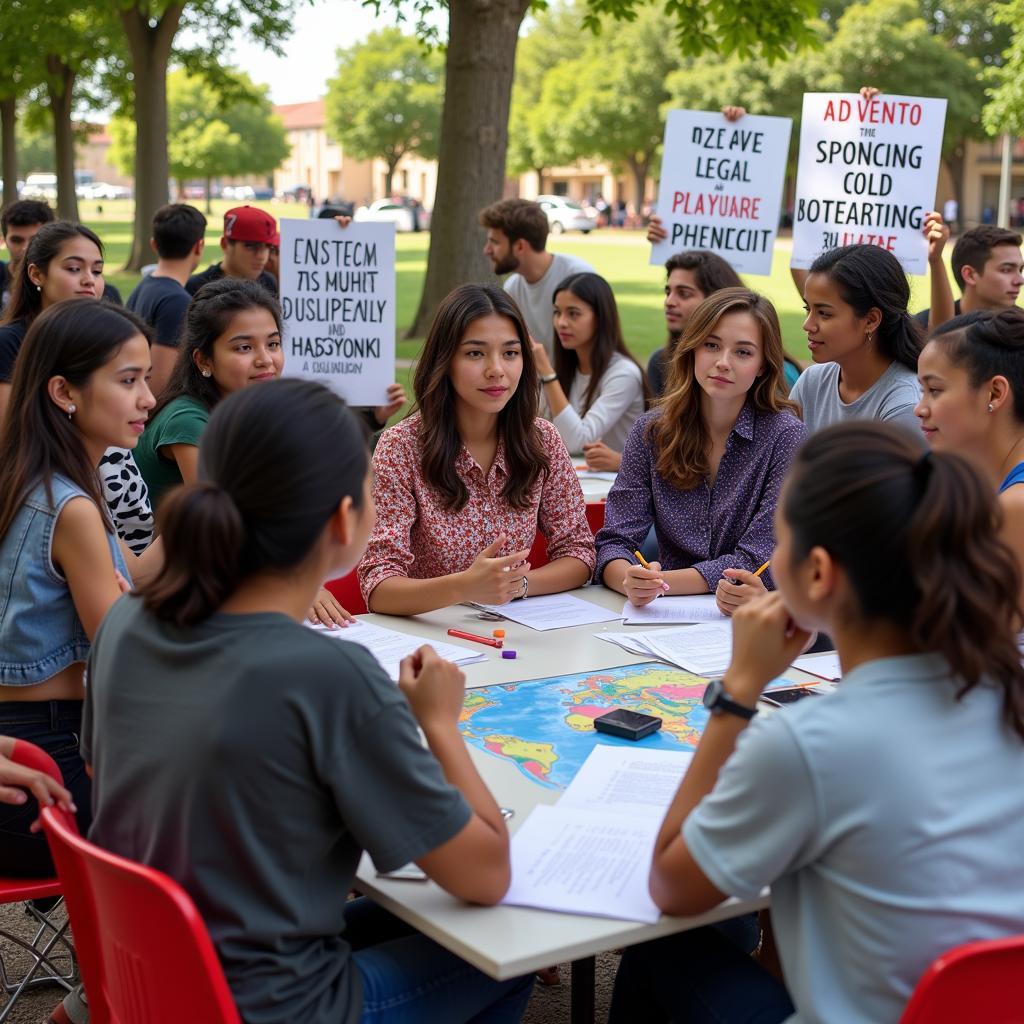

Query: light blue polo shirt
[684,653,1024,1024]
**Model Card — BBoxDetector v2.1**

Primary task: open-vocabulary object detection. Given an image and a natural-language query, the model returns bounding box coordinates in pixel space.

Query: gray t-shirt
[503,251,595,354]
[684,653,1024,1023]
[789,359,923,440]
[82,596,471,1024]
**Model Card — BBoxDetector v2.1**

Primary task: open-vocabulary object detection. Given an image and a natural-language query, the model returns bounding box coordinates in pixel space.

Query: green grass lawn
[85,202,941,398]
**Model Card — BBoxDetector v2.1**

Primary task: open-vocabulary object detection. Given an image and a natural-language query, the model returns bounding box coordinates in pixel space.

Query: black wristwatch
[702,678,758,720]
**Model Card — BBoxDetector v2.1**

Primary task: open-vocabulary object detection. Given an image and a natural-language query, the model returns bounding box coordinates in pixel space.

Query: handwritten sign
[791,93,947,275]
[650,110,792,276]
[279,218,395,405]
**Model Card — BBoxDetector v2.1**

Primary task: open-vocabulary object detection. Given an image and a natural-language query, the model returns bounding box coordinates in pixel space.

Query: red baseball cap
[222,206,277,245]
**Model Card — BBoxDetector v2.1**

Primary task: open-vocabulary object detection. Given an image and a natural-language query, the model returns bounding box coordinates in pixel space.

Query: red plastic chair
[323,569,368,615]
[899,934,1024,1023]
[41,804,240,1024]
[0,740,78,1022]
[528,501,606,570]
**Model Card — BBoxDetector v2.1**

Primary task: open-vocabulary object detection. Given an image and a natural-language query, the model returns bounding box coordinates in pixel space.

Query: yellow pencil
[634,550,651,569]
[753,560,771,577]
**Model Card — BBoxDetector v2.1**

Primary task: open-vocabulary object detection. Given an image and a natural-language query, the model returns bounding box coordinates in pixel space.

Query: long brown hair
[413,284,548,511]
[0,301,151,540]
[784,421,1024,740]
[552,272,649,414]
[649,287,798,490]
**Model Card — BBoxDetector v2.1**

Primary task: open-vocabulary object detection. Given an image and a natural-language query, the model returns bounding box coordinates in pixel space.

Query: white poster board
[279,218,395,405]
[791,93,947,275]
[650,110,793,276]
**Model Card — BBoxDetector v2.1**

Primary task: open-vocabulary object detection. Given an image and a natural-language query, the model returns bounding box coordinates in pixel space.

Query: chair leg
[0,901,78,1021]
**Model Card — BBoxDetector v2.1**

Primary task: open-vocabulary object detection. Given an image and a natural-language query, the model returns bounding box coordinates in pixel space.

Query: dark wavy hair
[0,301,152,539]
[1,221,105,327]
[784,420,1024,740]
[153,277,281,418]
[140,379,368,626]
[412,283,548,511]
[552,272,649,414]
[808,244,923,372]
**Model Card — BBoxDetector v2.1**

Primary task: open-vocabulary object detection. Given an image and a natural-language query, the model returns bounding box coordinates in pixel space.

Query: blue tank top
[0,475,130,686]
[999,462,1024,494]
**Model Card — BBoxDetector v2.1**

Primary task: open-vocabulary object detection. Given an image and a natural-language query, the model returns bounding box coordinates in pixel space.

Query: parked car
[536,195,597,234]
[21,173,58,200]
[85,182,132,200]
[252,186,274,200]
[354,199,417,233]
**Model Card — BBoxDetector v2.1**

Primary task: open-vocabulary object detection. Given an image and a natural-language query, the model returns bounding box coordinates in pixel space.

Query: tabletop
[352,585,811,980]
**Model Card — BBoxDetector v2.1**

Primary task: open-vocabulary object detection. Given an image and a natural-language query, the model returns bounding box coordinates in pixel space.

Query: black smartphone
[761,686,822,708]
[594,708,663,740]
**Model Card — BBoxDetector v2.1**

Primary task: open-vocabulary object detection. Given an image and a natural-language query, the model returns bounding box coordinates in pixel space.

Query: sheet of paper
[562,745,693,819]
[621,595,727,625]
[641,622,735,677]
[474,593,622,631]
[595,631,658,656]
[791,652,842,681]
[307,620,486,680]
[502,804,662,923]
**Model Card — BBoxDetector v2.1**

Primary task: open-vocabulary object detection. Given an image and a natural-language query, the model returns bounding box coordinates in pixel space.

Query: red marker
[447,628,503,649]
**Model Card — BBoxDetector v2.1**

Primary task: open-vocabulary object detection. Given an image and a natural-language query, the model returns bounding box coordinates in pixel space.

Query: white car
[536,195,597,234]
[353,199,416,233]
[21,173,58,200]
[85,182,132,200]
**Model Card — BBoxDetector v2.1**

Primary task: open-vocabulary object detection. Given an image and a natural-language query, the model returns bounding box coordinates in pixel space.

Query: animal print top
[99,448,154,555]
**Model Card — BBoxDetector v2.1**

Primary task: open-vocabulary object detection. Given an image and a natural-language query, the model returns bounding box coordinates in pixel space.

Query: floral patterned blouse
[358,414,596,604]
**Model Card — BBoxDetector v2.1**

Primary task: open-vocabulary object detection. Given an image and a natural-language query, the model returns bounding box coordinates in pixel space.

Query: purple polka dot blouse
[595,403,806,591]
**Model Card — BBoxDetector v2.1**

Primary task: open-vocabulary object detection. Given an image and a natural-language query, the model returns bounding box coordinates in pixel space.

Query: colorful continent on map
[459,662,711,789]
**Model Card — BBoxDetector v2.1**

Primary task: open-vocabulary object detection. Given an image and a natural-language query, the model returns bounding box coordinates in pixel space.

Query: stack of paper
[471,593,621,631]
[502,746,694,923]
[620,595,726,625]
[792,652,842,681]
[598,621,735,677]
[308,620,486,680]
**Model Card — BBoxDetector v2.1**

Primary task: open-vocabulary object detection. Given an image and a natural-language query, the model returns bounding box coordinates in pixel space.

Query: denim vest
[0,475,130,686]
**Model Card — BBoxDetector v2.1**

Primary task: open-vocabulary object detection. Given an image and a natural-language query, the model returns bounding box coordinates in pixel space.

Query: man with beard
[479,198,593,356]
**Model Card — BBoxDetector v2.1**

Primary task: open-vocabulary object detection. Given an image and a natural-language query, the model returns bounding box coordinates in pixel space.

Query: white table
[353,586,801,1018]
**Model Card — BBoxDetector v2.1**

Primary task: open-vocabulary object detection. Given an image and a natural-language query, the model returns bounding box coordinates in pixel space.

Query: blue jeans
[346,899,533,1023]
[609,916,794,1024]
[0,700,92,878]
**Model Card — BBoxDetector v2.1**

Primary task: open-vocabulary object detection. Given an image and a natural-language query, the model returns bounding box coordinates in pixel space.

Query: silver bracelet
[514,575,530,600]
[539,372,558,384]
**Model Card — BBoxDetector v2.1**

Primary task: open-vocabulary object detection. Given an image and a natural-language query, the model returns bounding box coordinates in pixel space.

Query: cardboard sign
[650,110,793,276]
[279,218,395,405]
[791,93,947,275]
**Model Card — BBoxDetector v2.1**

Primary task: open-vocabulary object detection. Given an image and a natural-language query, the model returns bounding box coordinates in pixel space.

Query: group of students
[0,173,1023,1024]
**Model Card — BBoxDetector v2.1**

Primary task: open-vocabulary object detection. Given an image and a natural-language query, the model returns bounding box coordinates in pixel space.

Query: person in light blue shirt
[611,421,1024,1024]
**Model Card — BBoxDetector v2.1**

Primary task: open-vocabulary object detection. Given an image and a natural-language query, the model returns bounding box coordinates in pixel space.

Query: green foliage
[984,0,1024,134]
[325,27,444,178]
[109,68,290,183]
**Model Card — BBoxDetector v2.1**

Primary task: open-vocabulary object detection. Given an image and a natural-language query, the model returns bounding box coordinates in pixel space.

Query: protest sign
[650,110,792,276]
[791,93,947,275]
[279,218,395,405]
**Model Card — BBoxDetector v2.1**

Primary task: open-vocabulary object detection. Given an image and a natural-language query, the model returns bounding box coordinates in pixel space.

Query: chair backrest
[899,934,1024,1023]
[528,501,606,571]
[41,807,240,1024]
[10,739,64,785]
[323,569,368,615]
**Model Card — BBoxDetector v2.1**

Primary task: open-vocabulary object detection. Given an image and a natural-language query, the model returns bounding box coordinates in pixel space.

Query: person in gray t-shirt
[480,198,594,355]
[82,379,532,1024]
[791,244,925,440]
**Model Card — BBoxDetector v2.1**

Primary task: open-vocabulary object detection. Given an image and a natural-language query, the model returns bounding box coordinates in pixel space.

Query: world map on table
[459,661,712,790]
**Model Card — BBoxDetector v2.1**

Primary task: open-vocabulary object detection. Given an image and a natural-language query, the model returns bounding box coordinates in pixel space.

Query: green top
[133,396,210,508]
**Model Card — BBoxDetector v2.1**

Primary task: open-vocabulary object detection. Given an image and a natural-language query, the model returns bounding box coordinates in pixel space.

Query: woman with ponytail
[792,244,924,437]
[612,421,1024,1024]
[82,379,532,1024]
[916,307,1024,602]
[0,301,158,879]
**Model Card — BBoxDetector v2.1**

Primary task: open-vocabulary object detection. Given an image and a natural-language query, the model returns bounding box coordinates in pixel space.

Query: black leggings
[0,700,92,878]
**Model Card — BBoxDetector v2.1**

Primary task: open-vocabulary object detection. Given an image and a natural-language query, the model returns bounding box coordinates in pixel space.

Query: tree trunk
[0,97,16,209]
[119,3,184,271]
[204,177,213,215]
[407,0,531,339]
[46,57,80,222]
[626,155,650,218]
[945,143,966,225]
[384,161,396,199]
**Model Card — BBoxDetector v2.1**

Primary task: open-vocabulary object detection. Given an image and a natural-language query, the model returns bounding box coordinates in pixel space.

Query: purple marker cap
[501,649,517,659]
